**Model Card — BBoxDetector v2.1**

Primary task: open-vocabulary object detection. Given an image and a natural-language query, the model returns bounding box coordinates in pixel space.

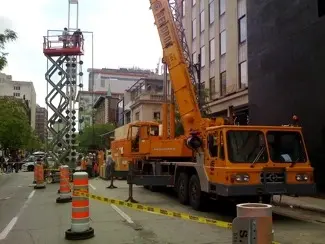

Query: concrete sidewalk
[273,195,325,214]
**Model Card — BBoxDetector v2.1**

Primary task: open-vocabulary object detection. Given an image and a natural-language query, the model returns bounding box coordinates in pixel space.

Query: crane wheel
[177,172,189,205]
[189,174,204,211]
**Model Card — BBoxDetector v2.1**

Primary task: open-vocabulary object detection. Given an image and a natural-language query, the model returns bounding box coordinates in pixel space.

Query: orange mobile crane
[111,0,316,210]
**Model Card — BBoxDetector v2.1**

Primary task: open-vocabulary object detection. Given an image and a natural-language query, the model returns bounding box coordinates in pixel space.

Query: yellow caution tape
[74,191,281,244]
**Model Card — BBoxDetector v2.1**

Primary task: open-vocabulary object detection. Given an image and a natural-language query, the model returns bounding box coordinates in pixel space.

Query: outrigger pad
[65,227,95,240]
[34,185,46,189]
[56,196,72,203]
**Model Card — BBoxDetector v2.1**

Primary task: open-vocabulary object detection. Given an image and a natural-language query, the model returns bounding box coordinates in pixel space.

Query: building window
[220,31,226,55]
[209,77,216,97]
[192,0,196,6]
[239,15,247,43]
[220,71,226,95]
[100,79,105,88]
[182,0,185,16]
[200,11,205,32]
[209,38,215,62]
[219,0,225,15]
[14,86,20,90]
[13,93,20,97]
[135,112,140,121]
[318,0,325,17]
[209,0,215,24]
[200,46,205,67]
[192,19,197,39]
[153,112,161,120]
[192,52,197,64]
[239,61,248,87]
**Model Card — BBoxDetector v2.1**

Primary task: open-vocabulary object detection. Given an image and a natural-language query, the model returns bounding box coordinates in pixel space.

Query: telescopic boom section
[150,0,203,135]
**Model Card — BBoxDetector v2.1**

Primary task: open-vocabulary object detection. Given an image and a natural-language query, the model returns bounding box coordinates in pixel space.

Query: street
[0,172,324,244]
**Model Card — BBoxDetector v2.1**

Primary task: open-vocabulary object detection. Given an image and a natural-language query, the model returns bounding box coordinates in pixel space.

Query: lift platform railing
[43,35,84,51]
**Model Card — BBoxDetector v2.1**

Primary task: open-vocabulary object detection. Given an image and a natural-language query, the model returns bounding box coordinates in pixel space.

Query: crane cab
[204,125,316,200]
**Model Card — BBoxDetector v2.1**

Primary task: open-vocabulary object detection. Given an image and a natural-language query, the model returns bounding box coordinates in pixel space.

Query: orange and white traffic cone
[56,165,72,203]
[65,172,94,240]
[34,163,46,189]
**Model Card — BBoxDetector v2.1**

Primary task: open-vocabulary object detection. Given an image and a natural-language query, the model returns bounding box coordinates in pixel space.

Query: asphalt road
[0,172,231,244]
[1,172,325,244]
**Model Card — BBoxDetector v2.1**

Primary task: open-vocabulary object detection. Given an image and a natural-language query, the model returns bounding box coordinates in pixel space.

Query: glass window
[200,46,205,67]
[192,0,196,6]
[227,131,268,163]
[182,0,185,17]
[100,79,105,88]
[192,52,197,64]
[239,61,247,87]
[220,31,226,55]
[220,71,226,95]
[208,134,218,157]
[209,38,215,62]
[200,11,205,32]
[149,125,159,136]
[209,77,216,97]
[266,131,307,163]
[209,0,215,24]
[192,19,197,39]
[219,0,225,15]
[239,15,247,43]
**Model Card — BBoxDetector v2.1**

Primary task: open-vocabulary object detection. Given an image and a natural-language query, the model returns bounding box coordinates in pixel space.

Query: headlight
[233,174,250,182]
[296,174,309,182]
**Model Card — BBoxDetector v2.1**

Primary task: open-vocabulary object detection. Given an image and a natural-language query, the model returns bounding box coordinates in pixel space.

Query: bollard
[234,203,273,244]
[56,165,72,203]
[34,164,46,189]
[65,172,94,240]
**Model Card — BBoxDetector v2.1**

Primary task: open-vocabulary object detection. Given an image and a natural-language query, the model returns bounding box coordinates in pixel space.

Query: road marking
[0,190,35,240]
[111,204,134,224]
[89,181,134,224]
[89,184,96,190]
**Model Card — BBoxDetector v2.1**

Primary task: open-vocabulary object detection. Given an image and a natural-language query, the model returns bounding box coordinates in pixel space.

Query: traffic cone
[56,165,72,203]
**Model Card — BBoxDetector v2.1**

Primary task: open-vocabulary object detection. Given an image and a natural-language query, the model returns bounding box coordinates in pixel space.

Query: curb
[273,200,325,215]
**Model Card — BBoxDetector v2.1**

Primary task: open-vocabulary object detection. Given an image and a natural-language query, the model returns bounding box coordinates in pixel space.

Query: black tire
[189,174,204,211]
[177,172,189,205]
[27,165,34,172]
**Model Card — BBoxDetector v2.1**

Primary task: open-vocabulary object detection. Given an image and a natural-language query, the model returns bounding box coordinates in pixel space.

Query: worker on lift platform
[62,27,69,48]
[73,29,83,48]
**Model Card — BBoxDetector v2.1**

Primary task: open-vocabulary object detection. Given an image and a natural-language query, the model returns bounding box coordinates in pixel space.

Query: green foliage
[77,123,115,152]
[0,29,17,71]
[174,87,210,137]
[26,131,44,151]
[0,97,32,150]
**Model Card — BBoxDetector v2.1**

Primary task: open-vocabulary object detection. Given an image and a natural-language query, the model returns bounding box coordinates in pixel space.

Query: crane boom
[150,0,203,135]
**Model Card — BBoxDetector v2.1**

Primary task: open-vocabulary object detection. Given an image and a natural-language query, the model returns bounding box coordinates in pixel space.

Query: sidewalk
[273,195,325,214]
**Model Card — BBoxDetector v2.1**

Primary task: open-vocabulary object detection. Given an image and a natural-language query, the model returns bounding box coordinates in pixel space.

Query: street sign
[232,217,257,244]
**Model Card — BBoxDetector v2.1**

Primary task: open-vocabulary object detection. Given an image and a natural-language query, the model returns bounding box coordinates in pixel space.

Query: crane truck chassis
[111,0,316,210]
[112,121,316,210]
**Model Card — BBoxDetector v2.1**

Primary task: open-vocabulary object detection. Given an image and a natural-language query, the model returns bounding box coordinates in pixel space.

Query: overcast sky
[0,0,162,107]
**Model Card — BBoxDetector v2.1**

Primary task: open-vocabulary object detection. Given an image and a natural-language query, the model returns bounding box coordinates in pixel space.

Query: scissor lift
[43,32,84,168]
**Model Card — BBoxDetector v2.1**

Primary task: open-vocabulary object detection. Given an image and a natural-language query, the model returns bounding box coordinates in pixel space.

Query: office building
[247,0,325,190]
[77,90,123,130]
[35,105,48,142]
[87,67,157,93]
[0,73,36,129]
[178,0,248,119]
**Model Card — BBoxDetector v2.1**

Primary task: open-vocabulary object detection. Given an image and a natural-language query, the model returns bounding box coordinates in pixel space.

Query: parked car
[21,157,36,172]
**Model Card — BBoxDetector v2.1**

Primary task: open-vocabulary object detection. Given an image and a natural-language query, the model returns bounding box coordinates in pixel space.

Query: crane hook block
[186,132,203,150]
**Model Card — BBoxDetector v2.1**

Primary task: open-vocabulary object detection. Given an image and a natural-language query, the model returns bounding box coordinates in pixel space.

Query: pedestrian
[0,156,4,173]
[106,154,115,183]
[62,27,69,48]
[72,28,83,48]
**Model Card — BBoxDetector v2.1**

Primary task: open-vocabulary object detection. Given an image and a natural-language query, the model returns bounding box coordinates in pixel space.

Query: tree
[77,123,115,152]
[0,97,32,153]
[0,29,17,71]
[26,131,44,151]
[174,87,210,137]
